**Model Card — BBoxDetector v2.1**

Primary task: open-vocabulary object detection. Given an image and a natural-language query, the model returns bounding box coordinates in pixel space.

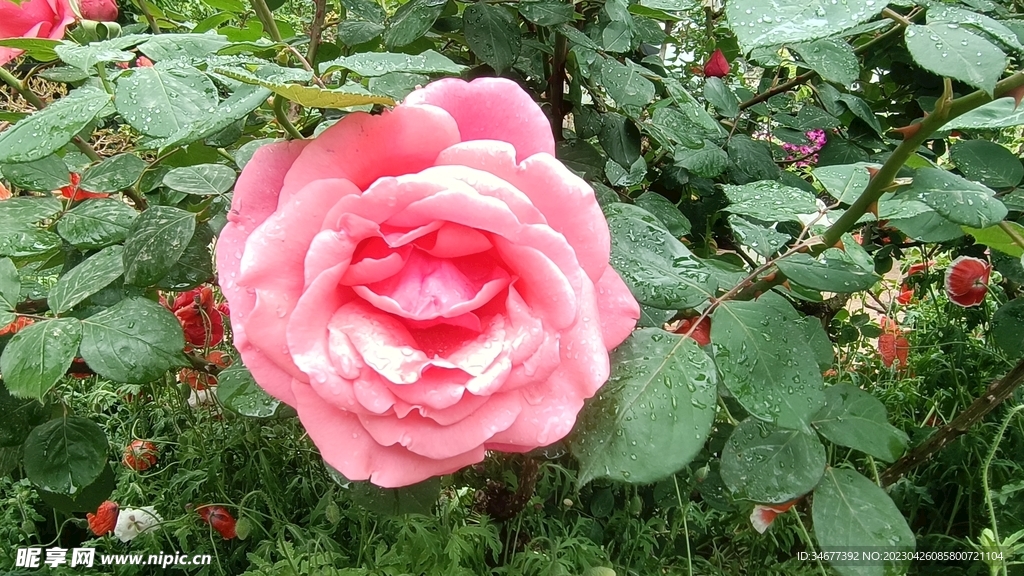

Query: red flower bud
[674,316,711,346]
[197,506,237,539]
[135,56,153,67]
[703,49,730,78]
[123,440,158,471]
[0,316,33,336]
[87,500,119,536]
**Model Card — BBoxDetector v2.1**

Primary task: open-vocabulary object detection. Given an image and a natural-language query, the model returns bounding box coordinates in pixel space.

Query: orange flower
[0,316,33,336]
[59,173,109,200]
[197,505,237,539]
[750,499,799,533]
[87,500,119,536]
[122,440,158,471]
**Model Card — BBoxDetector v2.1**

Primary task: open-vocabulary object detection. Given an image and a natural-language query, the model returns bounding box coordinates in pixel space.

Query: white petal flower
[113,506,161,542]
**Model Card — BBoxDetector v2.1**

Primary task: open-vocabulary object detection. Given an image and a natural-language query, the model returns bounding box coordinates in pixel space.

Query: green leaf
[54,36,142,72]
[812,384,908,462]
[991,298,1024,358]
[963,222,1024,258]
[838,94,883,135]
[944,96,1024,129]
[38,463,115,514]
[950,140,1023,189]
[711,298,825,432]
[0,258,18,312]
[114,66,218,138]
[776,250,880,292]
[0,38,61,62]
[0,196,62,225]
[905,23,1005,95]
[727,136,781,183]
[0,225,61,258]
[720,419,826,503]
[79,153,147,194]
[1,156,70,191]
[0,319,81,400]
[319,49,464,76]
[663,78,727,140]
[213,66,394,108]
[723,180,819,223]
[463,4,522,73]
[599,57,655,111]
[48,246,124,314]
[56,198,137,250]
[645,107,703,149]
[342,0,386,23]
[599,113,641,170]
[155,223,214,290]
[571,329,718,485]
[729,216,789,258]
[634,192,691,237]
[146,85,272,150]
[123,206,197,286]
[557,23,602,50]
[79,297,188,383]
[792,38,859,86]
[0,87,111,164]
[906,168,1007,228]
[674,140,730,179]
[162,164,236,196]
[336,20,385,46]
[384,0,445,50]
[606,203,717,309]
[518,0,574,26]
[927,5,1024,54]
[348,476,441,516]
[217,363,283,418]
[812,469,916,576]
[23,416,107,495]
[602,20,632,53]
[726,0,884,53]
[814,163,875,204]
[137,33,229,61]
[703,77,739,117]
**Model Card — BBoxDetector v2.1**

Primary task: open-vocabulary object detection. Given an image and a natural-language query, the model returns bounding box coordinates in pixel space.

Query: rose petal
[945,256,991,308]
[358,393,522,459]
[291,381,484,488]
[279,104,461,200]
[404,77,555,161]
[595,266,640,349]
[435,141,610,281]
[217,140,309,405]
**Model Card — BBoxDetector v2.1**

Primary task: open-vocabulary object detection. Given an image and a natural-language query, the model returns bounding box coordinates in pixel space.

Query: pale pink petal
[485,384,583,449]
[353,250,511,321]
[279,105,461,200]
[303,216,379,288]
[492,237,578,330]
[217,140,309,405]
[594,266,640,349]
[435,141,610,281]
[415,164,547,226]
[404,77,555,161]
[420,223,493,258]
[341,248,410,286]
[386,367,470,412]
[291,381,484,488]
[358,394,522,459]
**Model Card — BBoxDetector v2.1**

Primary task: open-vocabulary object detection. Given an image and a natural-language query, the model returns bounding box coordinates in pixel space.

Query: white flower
[187,388,219,411]
[113,506,161,542]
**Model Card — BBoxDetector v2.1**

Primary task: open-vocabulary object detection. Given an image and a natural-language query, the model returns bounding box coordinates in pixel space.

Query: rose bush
[217,77,639,487]
[0,0,75,66]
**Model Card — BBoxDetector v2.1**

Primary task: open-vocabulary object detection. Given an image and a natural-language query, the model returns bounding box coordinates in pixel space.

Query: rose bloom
[76,0,117,22]
[217,78,640,487]
[0,0,76,67]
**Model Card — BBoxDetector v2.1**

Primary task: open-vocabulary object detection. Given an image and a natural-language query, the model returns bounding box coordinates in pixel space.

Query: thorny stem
[306,0,327,66]
[273,94,304,140]
[251,0,283,43]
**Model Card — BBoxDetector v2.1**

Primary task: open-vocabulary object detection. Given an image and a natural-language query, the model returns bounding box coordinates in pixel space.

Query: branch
[548,31,568,141]
[251,0,283,43]
[273,94,304,140]
[880,357,1024,486]
[306,0,327,66]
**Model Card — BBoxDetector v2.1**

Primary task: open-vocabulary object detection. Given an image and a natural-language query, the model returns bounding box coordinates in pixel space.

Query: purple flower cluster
[781,129,827,168]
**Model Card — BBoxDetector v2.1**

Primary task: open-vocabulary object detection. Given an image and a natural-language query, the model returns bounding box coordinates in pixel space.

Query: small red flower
[944,256,991,308]
[750,499,799,534]
[179,368,217,390]
[896,284,914,305]
[907,261,933,276]
[68,357,92,379]
[123,440,158,471]
[86,500,119,536]
[674,316,711,346]
[0,316,33,336]
[704,49,730,78]
[168,287,224,349]
[197,505,237,539]
[878,332,910,368]
[0,182,10,200]
[135,56,154,67]
[59,172,109,200]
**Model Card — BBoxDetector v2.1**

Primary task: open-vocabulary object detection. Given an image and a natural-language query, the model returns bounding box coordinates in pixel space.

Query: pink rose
[76,0,117,21]
[217,78,640,487]
[0,0,76,67]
